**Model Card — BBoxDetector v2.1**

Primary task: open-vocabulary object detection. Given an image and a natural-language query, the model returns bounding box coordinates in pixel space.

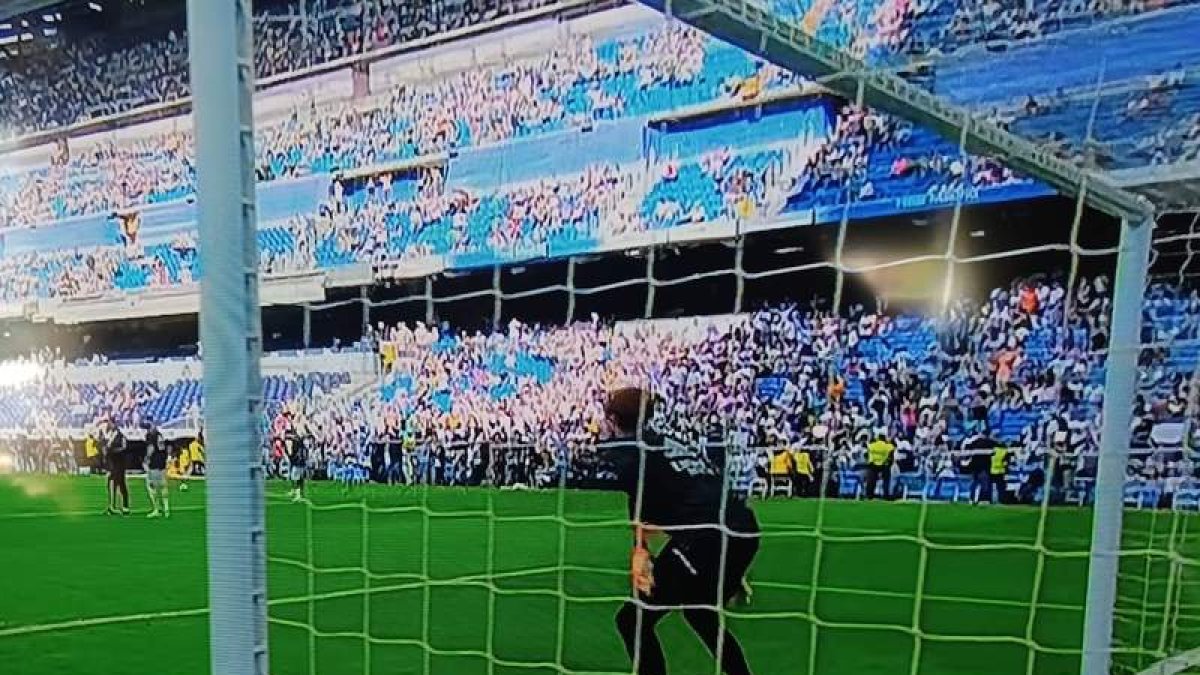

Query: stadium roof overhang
[639,0,1163,223]
[0,0,61,22]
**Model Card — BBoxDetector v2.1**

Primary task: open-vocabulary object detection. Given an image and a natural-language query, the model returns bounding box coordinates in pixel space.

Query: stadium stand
[0,348,369,438]
[898,0,1198,59]
[0,0,561,138]
[1,0,1192,227]
[759,0,1195,64]
[4,2,1091,296]
[918,2,1200,169]
[7,6,1200,675]
[0,99,1039,303]
[0,1,1197,505]
[277,275,1198,502]
[1,19,802,229]
[4,270,1198,505]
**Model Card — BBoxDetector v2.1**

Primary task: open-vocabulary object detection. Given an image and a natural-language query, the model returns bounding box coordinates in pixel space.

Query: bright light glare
[0,361,45,387]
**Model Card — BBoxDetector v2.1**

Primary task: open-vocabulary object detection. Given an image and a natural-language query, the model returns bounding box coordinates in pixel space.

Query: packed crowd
[313,162,634,267]
[1,20,797,230]
[1,271,1197,503]
[790,104,900,198]
[0,131,195,227]
[0,0,559,139]
[0,230,203,303]
[0,102,1032,304]
[0,214,338,304]
[0,0,1184,213]
[1,0,1196,505]
[787,103,1025,210]
[0,353,358,460]
[3,0,1176,144]
[256,275,1200,500]
[0,1,1050,274]
[766,0,916,61]
[251,21,793,183]
[0,26,189,139]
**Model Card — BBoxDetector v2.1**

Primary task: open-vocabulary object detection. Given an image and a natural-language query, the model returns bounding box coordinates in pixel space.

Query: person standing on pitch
[179,430,204,491]
[601,387,759,675]
[287,430,308,502]
[104,420,131,516]
[143,420,170,518]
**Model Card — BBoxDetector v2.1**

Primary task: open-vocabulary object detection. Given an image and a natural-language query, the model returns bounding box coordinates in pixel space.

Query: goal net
[4,2,1200,675]
[256,94,1200,674]
[1109,212,1200,675]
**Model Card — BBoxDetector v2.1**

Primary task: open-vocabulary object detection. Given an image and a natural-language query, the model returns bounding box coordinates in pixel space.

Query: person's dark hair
[604,387,651,436]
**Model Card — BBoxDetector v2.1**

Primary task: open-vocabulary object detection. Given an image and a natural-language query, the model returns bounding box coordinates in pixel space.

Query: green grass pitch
[0,475,1197,674]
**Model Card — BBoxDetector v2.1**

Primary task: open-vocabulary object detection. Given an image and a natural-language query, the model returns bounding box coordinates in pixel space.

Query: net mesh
[2,3,1200,675]
[258,88,1200,673]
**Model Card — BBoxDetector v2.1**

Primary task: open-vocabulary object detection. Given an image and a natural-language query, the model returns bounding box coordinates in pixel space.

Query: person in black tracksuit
[600,388,759,675]
[287,430,308,501]
[104,423,130,515]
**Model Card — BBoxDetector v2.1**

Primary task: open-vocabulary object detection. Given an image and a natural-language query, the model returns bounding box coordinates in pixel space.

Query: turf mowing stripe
[0,488,300,520]
[0,564,584,638]
[266,614,634,675]
[0,505,1132,559]
[0,501,1086,547]
[0,505,207,520]
[0,563,1089,640]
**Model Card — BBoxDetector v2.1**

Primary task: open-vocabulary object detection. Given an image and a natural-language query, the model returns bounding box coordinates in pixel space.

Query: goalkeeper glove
[631,545,655,595]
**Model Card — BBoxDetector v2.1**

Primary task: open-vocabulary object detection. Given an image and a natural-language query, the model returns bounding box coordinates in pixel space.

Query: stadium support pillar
[303,304,312,349]
[187,1,269,674]
[360,286,370,335]
[1081,214,1154,675]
